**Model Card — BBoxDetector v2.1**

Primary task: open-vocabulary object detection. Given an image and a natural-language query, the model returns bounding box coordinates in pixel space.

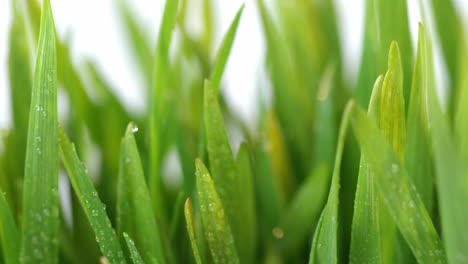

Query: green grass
[1,0,468,263]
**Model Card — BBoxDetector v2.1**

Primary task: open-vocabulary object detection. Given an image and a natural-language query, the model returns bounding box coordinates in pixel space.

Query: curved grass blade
[424,23,468,264]
[184,198,202,264]
[150,0,179,224]
[309,101,355,264]
[278,162,329,257]
[123,233,146,264]
[0,188,20,264]
[195,159,239,264]
[121,123,166,264]
[21,0,59,263]
[349,75,384,264]
[58,127,126,264]
[405,24,433,215]
[210,4,244,94]
[350,103,446,264]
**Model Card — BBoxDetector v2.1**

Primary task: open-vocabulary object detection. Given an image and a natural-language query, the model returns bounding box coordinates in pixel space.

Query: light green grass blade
[20,0,59,263]
[123,233,146,264]
[184,198,202,264]
[424,24,468,264]
[379,41,410,263]
[309,101,354,264]
[195,159,239,264]
[454,34,468,170]
[350,103,446,264]
[58,127,126,264]
[150,0,179,224]
[405,24,433,215]
[120,123,165,264]
[0,188,20,264]
[278,162,329,257]
[234,143,256,263]
[349,75,384,264]
[210,4,244,94]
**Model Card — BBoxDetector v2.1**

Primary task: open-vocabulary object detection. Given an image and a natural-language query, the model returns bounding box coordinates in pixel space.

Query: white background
[0,0,467,129]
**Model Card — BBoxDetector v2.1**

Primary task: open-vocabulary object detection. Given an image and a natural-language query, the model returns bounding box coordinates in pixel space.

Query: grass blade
[278,162,329,257]
[195,159,239,264]
[309,101,354,264]
[20,0,59,262]
[123,233,146,264]
[425,24,468,264]
[350,103,446,263]
[184,198,202,264]
[120,123,165,264]
[58,127,126,264]
[0,188,21,264]
[210,4,244,94]
[405,24,433,214]
[349,75,384,264]
[150,0,179,224]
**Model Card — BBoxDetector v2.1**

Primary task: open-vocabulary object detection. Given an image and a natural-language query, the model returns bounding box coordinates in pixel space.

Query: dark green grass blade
[309,101,354,264]
[278,162,329,257]
[350,103,446,263]
[349,75,384,264]
[21,1,59,263]
[120,123,165,264]
[425,25,468,264]
[405,24,433,215]
[150,0,179,224]
[0,188,20,264]
[196,159,239,264]
[184,198,202,264]
[210,4,244,94]
[58,127,126,264]
[123,233,146,264]
[234,143,256,262]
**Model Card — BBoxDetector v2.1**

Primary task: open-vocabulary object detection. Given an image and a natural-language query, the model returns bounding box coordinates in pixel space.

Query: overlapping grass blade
[350,102,446,263]
[21,0,59,262]
[124,233,146,264]
[308,101,354,264]
[203,80,252,262]
[405,24,433,214]
[58,127,126,264]
[120,123,165,264]
[195,159,239,264]
[424,23,468,264]
[278,162,329,257]
[150,0,179,224]
[0,188,20,264]
[184,198,202,264]
[349,75,384,264]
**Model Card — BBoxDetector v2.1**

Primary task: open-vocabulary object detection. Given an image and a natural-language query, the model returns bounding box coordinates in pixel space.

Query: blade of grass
[123,233,146,264]
[308,101,354,264]
[121,123,166,264]
[184,198,203,264]
[424,23,468,264]
[405,24,433,215]
[20,0,59,263]
[195,159,239,264]
[349,74,384,264]
[350,102,446,263]
[150,0,179,225]
[58,127,126,264]
[0,188,20,264]
[278,162,329,257]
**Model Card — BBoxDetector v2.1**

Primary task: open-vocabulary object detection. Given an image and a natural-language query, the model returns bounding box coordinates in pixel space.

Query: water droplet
[132,126,138,133]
